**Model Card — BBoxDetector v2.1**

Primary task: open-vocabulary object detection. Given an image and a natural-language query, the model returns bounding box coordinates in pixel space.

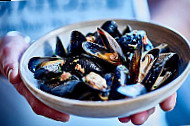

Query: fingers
[118,107,155,125]
[118,116,130,123]
[130,107,155,125]
[160,92,177,111]
[15,82,70,122]
[31,99,70,122]
[0,33,29,84]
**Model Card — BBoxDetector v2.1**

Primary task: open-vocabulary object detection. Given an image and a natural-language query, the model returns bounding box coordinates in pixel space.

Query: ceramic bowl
[19,19,190,118]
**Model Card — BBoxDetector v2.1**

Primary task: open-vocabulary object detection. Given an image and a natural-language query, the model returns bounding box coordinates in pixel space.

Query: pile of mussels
[28,20,179,101]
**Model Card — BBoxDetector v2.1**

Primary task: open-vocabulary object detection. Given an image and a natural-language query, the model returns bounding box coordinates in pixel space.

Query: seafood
[28,20,179,101]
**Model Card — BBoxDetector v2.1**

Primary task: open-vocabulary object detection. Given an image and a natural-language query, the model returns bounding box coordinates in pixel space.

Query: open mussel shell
[82,41,122,66]
[67,30,86,56]
[34,59,65,80]
[117,83,147,98]
[142,52,179,91]
[101,20,121,38]
[109,65,129,100]
[54,37,67,57]
[62,55,104,78]
[28,57,65,73]
[97,28,125,61]
[138,48,160,83]
[129,41,143,84]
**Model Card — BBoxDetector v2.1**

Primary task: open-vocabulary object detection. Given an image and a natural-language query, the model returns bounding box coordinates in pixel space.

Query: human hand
[118,93,177,125]
[0,32,70,122]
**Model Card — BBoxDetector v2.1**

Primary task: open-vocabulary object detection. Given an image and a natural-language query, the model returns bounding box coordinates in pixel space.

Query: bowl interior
[22,20,190,88]
[20,19,190,117]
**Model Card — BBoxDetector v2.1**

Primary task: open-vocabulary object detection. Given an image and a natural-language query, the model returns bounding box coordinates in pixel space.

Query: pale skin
[0,33,177,125]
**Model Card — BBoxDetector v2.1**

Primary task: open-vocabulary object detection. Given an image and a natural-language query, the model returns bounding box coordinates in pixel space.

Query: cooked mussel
[28,57,65,73]
[122,24,132,35]
[67,30,87,55]
[109,65,129,100]
[101,20,121,38]
[62,55,104,78]
[54,37,67,57]
[51,72,109,101]
[142,52,179,91]
[82,41,122,66]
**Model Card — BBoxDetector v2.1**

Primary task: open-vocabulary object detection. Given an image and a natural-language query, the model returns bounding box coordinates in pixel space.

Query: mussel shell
[62,55,104,78]
[97,28,125,61]
[104,73,114,88]
[117,33,139,54]
[138,48,160,83]
[142,53,179,91]
[28,57,64,73]
[34,62,63,80]
[101,20,121,38]
[122,24,132,35]
[67,31,86,56]
[109,65,129,100]
[55,37,67,57]
[82,41,122,66]
[51,80,108,101]
[40,75,79,93]
[117,83,147,98]
[129,41,143,84]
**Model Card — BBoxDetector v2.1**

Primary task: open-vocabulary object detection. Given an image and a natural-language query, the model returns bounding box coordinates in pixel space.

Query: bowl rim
[19,19,190,106]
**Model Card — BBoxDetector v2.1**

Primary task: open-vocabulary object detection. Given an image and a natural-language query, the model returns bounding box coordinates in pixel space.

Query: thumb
[0,32,30,84]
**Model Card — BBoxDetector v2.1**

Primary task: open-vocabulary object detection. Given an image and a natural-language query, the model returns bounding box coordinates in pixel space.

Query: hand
[0,32,70,122]
[118,93,177,125]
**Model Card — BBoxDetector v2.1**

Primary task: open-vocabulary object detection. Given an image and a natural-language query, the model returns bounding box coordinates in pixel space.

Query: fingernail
[8,69,13,82]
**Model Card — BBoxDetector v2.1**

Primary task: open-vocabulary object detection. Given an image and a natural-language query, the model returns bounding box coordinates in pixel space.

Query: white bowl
[19,19,190,118]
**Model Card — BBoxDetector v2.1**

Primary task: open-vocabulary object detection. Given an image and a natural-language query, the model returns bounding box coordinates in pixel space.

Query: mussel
[109,65,129,100]
[62,56,104,78]
[51,72,109,101]
[101,20,121,38]
[67,30,87,56]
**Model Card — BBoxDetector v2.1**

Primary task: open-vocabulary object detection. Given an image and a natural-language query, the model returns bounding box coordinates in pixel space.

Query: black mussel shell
[122,24,132,35]
[40,74,79,93]
[101,20,121,38]
[28,57,64,73]
[51,80,108,101]
[34,63,63,80]
[104,73,114,88]
[67,31,86,56]
[109,65,129,100]
[55,37,67,57]
[51,80,87,99]
[62,56,104,78]
[142,53,179,91]
[117,83,147,98]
